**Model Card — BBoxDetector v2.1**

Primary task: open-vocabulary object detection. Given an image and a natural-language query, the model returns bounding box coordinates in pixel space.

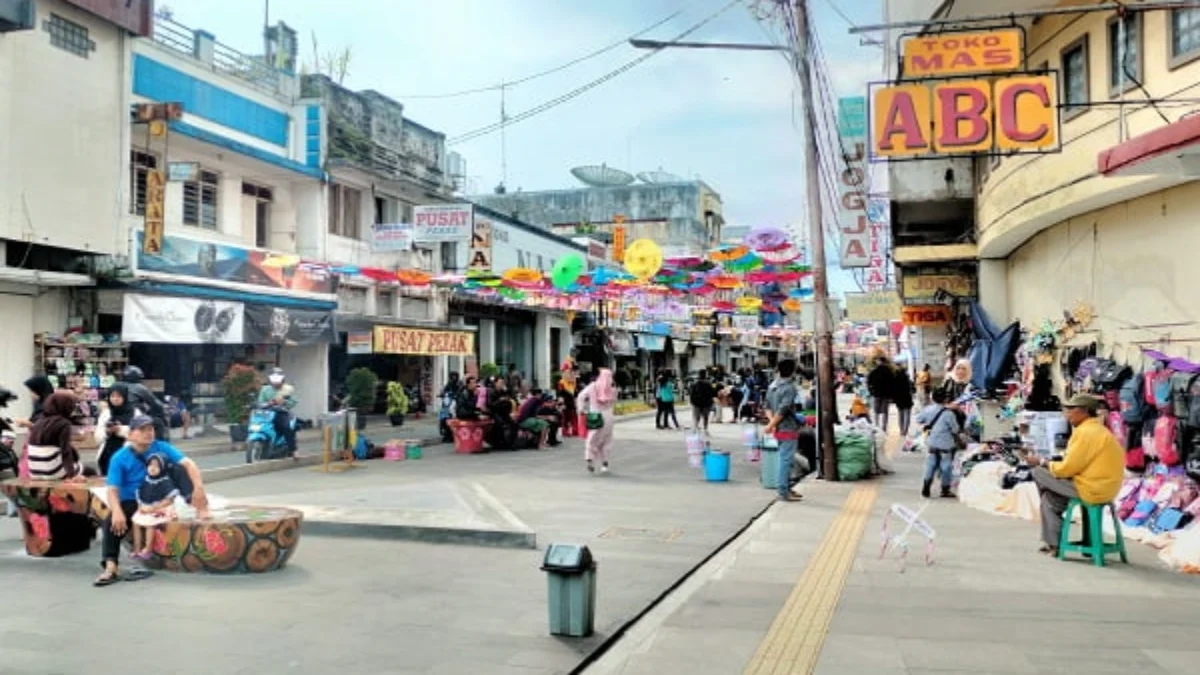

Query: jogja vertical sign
[836,97,870,268]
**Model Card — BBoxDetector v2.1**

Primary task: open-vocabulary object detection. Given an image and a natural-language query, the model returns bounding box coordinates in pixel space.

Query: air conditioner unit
[0,0,34,33]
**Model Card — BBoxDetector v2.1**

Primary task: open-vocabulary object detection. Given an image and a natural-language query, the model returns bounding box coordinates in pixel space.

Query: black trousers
[663,402,680,428]
[101,500,138,565]
[274,410,297,452]
[655,400,667,428]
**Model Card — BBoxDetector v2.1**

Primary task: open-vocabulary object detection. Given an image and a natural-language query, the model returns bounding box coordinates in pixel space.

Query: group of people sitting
[448,373,567,450]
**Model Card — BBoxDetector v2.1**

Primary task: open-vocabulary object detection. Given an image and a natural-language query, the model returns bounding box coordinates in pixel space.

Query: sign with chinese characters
[845,291,902,323]
[612,224,626,263]
[901,29,1022,77]
[413,204,473,243]
[871,74,1058,158]
[900,304,952,327]
[836,97,870,268]
[468,215,493,272]
[373,326,475,356]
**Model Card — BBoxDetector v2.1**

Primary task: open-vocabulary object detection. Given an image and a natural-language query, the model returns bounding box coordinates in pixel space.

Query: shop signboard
[468,215,493,272]
[870,74,1059,159]
[121,293,245,344]
[134,232,335,295]
[636,334,666,352]
[901,304,952,327]
[413,204,473,243]
[836,97,870,268]
[142,169,165,255]
[732,314,760,332]
[900,29,1023,78]
[373,326,475,356]
[243,305,336,345]
[901,272,975,303]
[845,291,902,323]
[371,223,414,252]
[346,332,373,354]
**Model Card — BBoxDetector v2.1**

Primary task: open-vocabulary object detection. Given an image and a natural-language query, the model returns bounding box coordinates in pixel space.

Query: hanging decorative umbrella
[708,273,742,290]
[330,265,360,276]
[759,246,802,264]
[590,267,622,286]
[712,300,736,312]
[782,298,803,312]
[432,273,466,286]
[550,254,585,290]
[744,226,789,251]
[709,245,749,262]
[396,269,432,286]
[360,268,397,283]
[745,271,781,284]
[624,238,663,280]
[503,267,545,288]
[736,296,763,311]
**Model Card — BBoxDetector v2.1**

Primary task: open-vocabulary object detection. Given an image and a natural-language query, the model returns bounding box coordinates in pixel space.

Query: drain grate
[598,527,683,542]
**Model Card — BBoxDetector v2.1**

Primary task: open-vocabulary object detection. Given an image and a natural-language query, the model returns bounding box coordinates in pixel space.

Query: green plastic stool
[1057,498,1128,567]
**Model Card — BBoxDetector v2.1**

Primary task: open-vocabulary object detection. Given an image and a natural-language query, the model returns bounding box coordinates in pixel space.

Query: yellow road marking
[742,485,879,675]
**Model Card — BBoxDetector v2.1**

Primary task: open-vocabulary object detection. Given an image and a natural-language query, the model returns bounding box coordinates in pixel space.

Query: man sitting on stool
[1020,394,1124,557]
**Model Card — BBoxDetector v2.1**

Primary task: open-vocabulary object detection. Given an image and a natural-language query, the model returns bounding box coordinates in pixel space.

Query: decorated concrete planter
[2,478,108,557]
[448,419,492,454]
[143,506,303,574]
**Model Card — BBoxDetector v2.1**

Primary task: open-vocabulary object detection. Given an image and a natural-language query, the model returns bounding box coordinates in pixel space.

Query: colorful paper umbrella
[360,268,397,282]
[551,254,585,290]
[789,287,814,298]
[736,296,763,311]
[498,286,526,300]
[745,271,781,284]
[503,267,545,288]
[590,267,622,285]
[783,298,803,312]
[709,245,748,262]
[330,265,360,276]
[712,301,736,312]
[396,269,431,286]
[759,246,802,264]
[708,274,742,290]
[624,238,663,280]
[744,227,789,251]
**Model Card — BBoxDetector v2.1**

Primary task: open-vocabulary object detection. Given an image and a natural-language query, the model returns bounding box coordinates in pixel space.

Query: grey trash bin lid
[541,543,595,573]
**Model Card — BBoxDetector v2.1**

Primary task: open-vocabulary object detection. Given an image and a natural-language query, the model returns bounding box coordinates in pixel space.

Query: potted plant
[221,364,262,442]
[479,362,500,381]
[346,367,379,430]
[386,381,409,426]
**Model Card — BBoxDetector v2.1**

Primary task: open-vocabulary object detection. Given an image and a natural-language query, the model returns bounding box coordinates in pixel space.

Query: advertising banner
[373,326,475,356]
[371,223,414,252]
[122,293,245,344]
[135,232,335,295]
[901,304,953,327]
[845,291,902,323]
[347,332,373,355]
[468,214,493,272]
[732,314,760,332]
[413,204,473,243]
[243,305,336,345]
[900,29,1022,78]
[836,97,871,268]
[901,272,976,302]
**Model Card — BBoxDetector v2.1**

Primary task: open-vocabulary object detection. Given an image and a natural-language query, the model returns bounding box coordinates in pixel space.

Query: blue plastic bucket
[704,451,731,482]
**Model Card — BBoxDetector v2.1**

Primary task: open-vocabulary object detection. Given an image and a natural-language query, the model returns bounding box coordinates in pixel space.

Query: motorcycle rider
[121,366,170,441]
[258,367,298,456]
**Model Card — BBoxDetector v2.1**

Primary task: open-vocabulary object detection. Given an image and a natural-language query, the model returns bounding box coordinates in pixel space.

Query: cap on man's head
[1063,394,1100,410]
[130,412,155,429]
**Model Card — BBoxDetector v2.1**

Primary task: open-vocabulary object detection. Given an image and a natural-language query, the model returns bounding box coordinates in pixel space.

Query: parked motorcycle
[245,405,296,464]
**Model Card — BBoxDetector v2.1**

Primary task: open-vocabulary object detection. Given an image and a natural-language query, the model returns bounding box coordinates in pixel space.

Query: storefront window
[1172,8,1200,65]
[1061,37,1089,119]
[377,289,394,316]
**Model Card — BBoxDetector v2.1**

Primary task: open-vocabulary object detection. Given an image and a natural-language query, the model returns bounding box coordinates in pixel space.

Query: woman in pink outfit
[577,368,617,474]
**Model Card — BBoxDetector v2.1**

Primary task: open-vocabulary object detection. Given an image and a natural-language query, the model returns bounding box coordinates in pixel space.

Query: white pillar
[977,259,1009,326]
[479,319,496,366]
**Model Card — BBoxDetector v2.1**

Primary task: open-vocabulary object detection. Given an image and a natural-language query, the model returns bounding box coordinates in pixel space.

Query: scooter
[438,392,455,443]
[245,405,296,464]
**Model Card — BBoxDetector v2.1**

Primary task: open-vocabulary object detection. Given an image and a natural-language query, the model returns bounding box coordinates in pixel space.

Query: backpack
[1091,360,1132,391]
[1105,411,1127,447]
[1146,369,1174,413]
[1073,357,1101,394]
[1154,415,1180,465]
[1119,374,1148,424]
[1188,376,1200,428]
[1169,372,1199,420]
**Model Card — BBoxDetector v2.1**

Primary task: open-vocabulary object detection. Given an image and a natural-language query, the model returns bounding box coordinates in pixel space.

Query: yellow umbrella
[624,238,662,280]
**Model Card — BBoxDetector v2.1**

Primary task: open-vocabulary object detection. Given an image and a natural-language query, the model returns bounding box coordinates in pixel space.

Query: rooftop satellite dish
[637,170,684,184]
[571,164,635,187]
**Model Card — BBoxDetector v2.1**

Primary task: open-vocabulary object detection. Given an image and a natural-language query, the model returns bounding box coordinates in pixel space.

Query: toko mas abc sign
[869,29,1061,160]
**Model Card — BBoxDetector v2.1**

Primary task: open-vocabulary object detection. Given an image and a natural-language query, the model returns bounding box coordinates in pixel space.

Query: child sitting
[130,453,181,560]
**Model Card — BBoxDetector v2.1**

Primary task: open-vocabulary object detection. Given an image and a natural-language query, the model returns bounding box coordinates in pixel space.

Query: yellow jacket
[1049,417,1125,504]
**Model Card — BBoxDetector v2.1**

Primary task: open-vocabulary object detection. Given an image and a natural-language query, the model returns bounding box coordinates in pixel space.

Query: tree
[303,31,352,85]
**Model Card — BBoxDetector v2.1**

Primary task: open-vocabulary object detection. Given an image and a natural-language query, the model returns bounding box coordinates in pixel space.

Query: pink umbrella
[744,227,789,251]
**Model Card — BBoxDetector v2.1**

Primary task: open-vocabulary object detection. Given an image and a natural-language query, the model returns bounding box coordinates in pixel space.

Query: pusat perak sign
[871,30,1059,160]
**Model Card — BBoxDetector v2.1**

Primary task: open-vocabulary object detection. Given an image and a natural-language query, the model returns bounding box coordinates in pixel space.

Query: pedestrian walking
[577,368,617,474]
[867,355,895,431]
[689,370,717,434]
[656,373,680,430]
[915,388,962,498]
[893,365,914,437]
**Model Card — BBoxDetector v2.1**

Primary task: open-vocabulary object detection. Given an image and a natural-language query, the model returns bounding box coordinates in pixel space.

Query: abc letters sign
[871,30,1059,159]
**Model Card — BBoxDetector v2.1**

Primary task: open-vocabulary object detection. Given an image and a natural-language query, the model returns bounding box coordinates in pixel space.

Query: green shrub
[346,368,379,411]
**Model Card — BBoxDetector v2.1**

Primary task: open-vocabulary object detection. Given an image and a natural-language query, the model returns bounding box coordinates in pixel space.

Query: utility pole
[792,0,838,479]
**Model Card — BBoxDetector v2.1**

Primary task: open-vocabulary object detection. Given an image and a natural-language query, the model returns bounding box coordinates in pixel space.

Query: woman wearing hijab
[25,392,83,480]
[940,359,973,402]
[577,368,617,474]
[15,375,54,429]
[94,383,134,476]
[557,360,579,437]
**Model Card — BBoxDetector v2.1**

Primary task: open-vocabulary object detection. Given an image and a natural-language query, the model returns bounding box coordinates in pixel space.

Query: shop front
[329,321,475,414]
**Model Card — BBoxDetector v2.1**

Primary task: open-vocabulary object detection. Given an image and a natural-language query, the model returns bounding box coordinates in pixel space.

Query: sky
[162,0,884,295]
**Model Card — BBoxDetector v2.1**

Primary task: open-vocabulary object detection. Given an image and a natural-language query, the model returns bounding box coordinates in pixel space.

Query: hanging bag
[585,412,604,430]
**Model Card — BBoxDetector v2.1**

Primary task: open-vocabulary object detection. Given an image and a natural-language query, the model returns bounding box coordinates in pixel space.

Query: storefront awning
[636,334,667,352]
[125,280,336,311]
[1098,113,1200,177]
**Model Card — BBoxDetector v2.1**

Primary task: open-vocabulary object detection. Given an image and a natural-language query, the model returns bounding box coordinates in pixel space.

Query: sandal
[93,571,120,587]
[1037,544,1058,556]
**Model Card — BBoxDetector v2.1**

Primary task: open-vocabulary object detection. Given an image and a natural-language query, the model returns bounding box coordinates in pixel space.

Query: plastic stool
[1057,498,1128,567]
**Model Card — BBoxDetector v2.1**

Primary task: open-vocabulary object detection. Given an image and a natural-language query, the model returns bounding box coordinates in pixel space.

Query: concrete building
[888,0,1200,380]
[471,180,725,257]
[0,0,151,400]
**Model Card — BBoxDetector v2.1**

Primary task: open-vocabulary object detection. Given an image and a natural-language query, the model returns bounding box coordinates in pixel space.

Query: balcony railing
[151,14,287,99]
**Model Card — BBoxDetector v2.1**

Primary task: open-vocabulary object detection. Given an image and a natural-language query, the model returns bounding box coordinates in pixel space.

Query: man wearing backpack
[1020,394,1124,557]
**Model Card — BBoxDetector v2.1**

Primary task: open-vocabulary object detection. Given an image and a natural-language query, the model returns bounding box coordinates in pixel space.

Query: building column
[977,259,1009,326]
[534,312,550,389]
[479,319,496,367]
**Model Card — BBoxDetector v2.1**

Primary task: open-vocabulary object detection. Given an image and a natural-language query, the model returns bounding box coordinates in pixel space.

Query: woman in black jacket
[866,358,895,431]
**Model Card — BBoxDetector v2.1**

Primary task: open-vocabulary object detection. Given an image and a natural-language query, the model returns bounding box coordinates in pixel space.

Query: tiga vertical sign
[836,97,870,269]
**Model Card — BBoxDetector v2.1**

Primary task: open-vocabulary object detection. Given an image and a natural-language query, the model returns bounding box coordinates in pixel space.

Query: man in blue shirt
[95,413,210,587]
[764,359,803,503]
